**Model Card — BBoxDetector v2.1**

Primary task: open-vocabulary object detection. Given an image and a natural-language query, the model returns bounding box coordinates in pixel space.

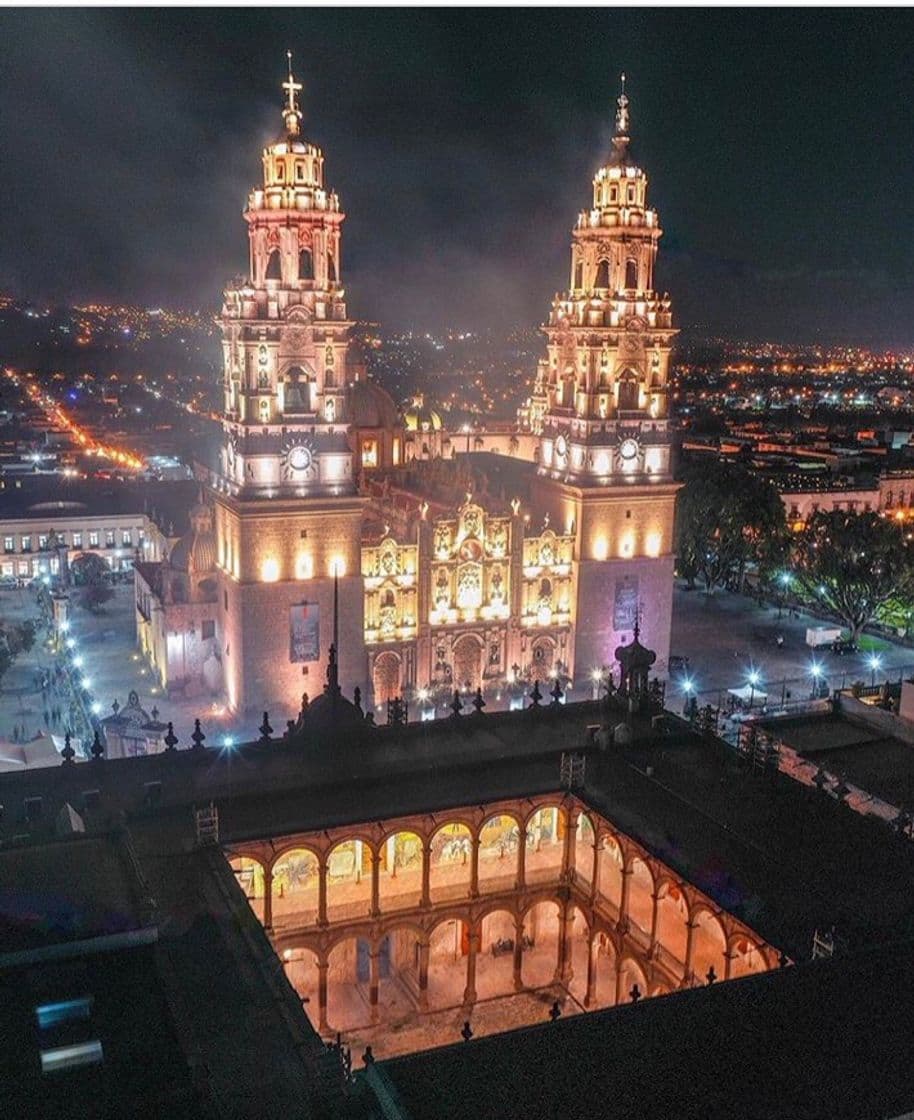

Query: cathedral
[135,62,678,720]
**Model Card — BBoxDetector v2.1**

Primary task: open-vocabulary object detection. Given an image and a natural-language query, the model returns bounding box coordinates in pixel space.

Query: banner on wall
[613,575,640,632]
[289,602,320,663]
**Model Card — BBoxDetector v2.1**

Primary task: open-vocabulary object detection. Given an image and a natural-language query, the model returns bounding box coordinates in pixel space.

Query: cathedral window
[328,253,337,283]
[594,259,610,289]
[625,259,638,290]
[299,249,313,280]
[265,250,282,281]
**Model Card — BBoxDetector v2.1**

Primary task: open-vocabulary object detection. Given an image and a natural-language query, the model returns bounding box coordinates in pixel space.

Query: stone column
[561,808,576,883]
[463,928,479,1007]
[515,828,527,891]
[584,937,596,1007]
[418,938,430,1011]
[614,956,625,1005]
[648,889,660,955]
[724,947,734,981]
[469,836,480,899]
[318,858,328,927]
[589,836,601,904]
[369,947,380,1024]
[513,917,525,991]
[555,903,575,984]
[263,864,273,930]
[370,851,381,918]
[619,865,633,926]
[682,919,697,987]
[421,840,432,908]
[317,960,330,1034]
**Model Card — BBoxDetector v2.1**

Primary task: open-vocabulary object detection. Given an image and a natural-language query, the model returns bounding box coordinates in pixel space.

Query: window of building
[201,619,215,640]
[122,530,132,546]
[38,535,48,549]
[328,253,337,283]
[88,531,99,547]
[625,259,638,289]
[21,536,31,552]
[105,530,115,547]
[361,439,378,469]
[18,561,29,576]
[594,260,610,289]
[299,248,313,280]
[3,536,13,552]
[36,998,92,1030]
[40,1041,104,1075]
[265,249,282,281]
[72,532,82,548]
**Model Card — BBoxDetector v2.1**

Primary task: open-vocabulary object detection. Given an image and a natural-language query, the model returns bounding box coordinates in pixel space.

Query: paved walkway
[669,583,914,708]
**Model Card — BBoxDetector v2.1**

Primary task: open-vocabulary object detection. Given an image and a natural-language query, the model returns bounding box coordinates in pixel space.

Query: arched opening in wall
[625,258,638,290]
[265,249,282,281]
[325,839,371,922]
[452,634,482,692]
[574,812,595,885]
[728,935,767,979]
[427,918,468,1010]
[594,259,610,289]
[328,253,337,283]
[531,637,555,676]
[521,900,561,989]
[281,947,320,1027]
[283,366,309,413]
[618,957,648,1004]
[627,857,655,939]
[372,651,402,708]
[377,831,423,912]
[591,931,617,1008]
[327,937,369,1033]
[477,815,521,893]
[229,856,264,922]
[654,881,689,977]
[429,822,472,902]
[272,847,319,926]
[691,909,728,982]
[525,806,564,885]
[476,909,517,1000]
[380,927,421,1015]
[565,906,591,1009]
[573,262,583,289]
[618,371,640,412]
[299,248,313,280]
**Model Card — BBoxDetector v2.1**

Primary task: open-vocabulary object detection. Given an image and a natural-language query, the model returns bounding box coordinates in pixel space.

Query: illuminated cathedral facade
[136,64,678,719]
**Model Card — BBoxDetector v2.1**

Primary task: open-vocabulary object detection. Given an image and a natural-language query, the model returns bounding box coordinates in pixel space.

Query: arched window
[328,254,337,283]
[265,250,282,281]
[618,372,639,412]
[298,249,313,280]
[594,260,610,289]
[573,262,583,289]
[625,259,638,290]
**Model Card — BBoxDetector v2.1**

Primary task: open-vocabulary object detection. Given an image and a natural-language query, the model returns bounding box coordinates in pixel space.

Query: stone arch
[654,879,689,974]
[476,908,518,1000]
[452,633,482,691]
[617,369,640,412]
[727,933,768,979]
[282,365,311,413]
[372,651,402,707]
[597,831,624,914]
[376,830,423,912]
[591,929,618,1008]
[299,248,313,280]
[281,945,321,1029]
[271,846,320,926]
[626,855,655,938]
[566,903,592,1008]
[524,804,565,885]
[618,955,649,1003]
[691,907,728,982]
[326,936,368,1033]
[531,633,556,670]
[477,813,522,893]
[428,821,473,902]
[574,810,595,883]
[625,258,638,290]
[520,898,562,989]
[594,259,610,289]
[426,914,469,1011]
[325,838,371,922]
[265,248,282,281]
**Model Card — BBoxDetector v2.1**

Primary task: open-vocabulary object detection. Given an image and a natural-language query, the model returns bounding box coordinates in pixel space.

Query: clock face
[287,444,313,472]
[619,438,639,461]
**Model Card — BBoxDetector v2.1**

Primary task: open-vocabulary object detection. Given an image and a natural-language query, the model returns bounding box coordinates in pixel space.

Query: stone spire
[611,73,631,165]
[282,50,303,137]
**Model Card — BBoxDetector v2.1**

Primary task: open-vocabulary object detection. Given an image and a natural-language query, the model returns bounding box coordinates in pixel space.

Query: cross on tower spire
[615,72,630,138]
[282,50,303,136]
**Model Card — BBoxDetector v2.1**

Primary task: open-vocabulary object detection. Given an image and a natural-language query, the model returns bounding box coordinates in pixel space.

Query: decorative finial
[282,50,303,136]
[615,72,630,140]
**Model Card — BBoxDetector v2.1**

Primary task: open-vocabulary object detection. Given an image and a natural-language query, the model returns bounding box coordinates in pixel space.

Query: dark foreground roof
[378,939,914,1120]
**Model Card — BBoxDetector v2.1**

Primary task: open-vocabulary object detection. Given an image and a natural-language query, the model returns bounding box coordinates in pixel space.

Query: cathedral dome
[169,503,217,574]
[404,395,442,432]
[349,379,399,430]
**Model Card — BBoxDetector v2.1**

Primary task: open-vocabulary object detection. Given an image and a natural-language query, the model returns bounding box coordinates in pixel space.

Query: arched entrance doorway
[453,635,482,692]
[372,651,401,707]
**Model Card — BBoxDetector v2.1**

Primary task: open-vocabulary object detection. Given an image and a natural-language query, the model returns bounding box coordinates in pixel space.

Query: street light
[682,677,697,717]
[869,654,882,687]
[809,661,824,699]
[747,669,761,708]
[778,571,792,619]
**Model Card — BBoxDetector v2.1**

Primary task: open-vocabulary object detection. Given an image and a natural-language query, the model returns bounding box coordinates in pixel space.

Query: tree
[70,551,111,586]
[79,581,114,614]
[675,460,788,593]
[0,618,36,685]
[791,509,914,642]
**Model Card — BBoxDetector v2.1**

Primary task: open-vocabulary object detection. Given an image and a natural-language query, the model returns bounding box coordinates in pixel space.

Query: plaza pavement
[668,582,914,710]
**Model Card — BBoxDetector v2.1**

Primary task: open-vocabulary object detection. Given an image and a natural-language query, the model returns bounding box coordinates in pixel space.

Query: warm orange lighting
[295,553,314,580]
[261,557,280,582]
[592,535,609,561]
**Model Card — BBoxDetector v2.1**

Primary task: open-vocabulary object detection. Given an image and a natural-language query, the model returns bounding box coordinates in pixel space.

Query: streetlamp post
[869,654,882,688]
[747,670,761,709]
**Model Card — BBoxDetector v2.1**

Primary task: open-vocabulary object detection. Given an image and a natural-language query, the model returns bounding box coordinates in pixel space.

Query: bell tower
[534,77,679,675]
[214,54,366,717]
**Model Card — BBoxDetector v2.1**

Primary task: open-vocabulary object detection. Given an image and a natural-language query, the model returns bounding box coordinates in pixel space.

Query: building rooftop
[0,476,199,528]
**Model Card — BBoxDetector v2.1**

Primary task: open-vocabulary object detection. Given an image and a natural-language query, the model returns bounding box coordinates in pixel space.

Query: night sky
[3,8,914,343]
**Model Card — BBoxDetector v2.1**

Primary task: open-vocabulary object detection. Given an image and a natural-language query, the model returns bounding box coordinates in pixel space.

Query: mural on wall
[613,575,639,631]
[290,602,320,663]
